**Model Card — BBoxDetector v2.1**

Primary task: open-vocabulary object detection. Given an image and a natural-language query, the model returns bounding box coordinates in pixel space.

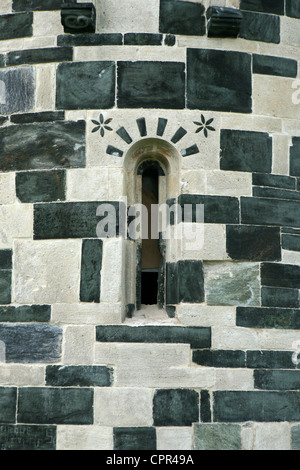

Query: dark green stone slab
[237,306,300,329]
[34,201,122,239]
[214,390,300,422]
[57,33,122,47]
[226,225,281,261]
[46,365,113,387]
[261,262,300,288]
[13,0,75,11]
[10,111,65,124]
[6,47,73,67]
[252,173,296,190]
[194,423,241,450]
[286,0,300,18]
[253,54,297,78]
[96,325,211,349]
[166,262,179,305]
[240,0,284,15]
[290,138,300,176]
[0,121,85,172]
[16,170,66,203]
[0,66,35,116]
[241,197,300,228]
[247,350,299,369]
[0,12,33,40]
[17,387,94,425]
[253,186,300,201]
[117,61,185,109]
[261,286,299,308]
[239,11,280,44]
[0,305,51,323]
[187,49,252,113]
[282,234,300,252]
[178,194,239,224]
[178,260,204,303]
[124,33,163,46]
[0,250,12,270]
[153,389,199,426]
[114,427,156,451]
[220,129,272,173]
[80,239,103,303]
[200,390,211,423]
[56,61,115,110]
[159,0,205,36]
[0,324,62,363]
[193,350,246,368]
[0,388,17,424]
[0,270,11,305]
[0,424,56,450]
[254,370,300,390]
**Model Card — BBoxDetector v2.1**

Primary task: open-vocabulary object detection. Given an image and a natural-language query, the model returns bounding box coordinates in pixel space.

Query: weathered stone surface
[0,324,62,363]
[292,425,300,450]
[13,0,74,11]
[17,387,94,424]
[0,270,11,305]
[0,250,12,270]
[0,66,35,116]
[124,33,163,45]
[178,194,239,224]
[80,239,103,303]
[253,54,297,78]
[193,350,246,368]
[261,287,299,308]
[57,33,122,47]
[0,12,33,40]
[6,47,73,67]
[246,350,300,369]
[286,0,300,18]
[46,365,113,387]
[0,388,17,423]
[204,262,260,306]
[117,61,185,109]
[177,260,204,304]
[200,390,211,423]
[261,262,300,288]
[220,129,272,173]
[96,325,211,349]
[0,121,85,172]
[255,370,300,390]
[240,0,284,15]
[159,0,205,36]
[237,306,300,329]
[226,225,281,261]
[0,305,51,323]
[56,61,115,110]
[239,11,280,43]
[0,425,56,450]
[214,391,300,422]
[241,197,300,228]
[187,49,252,113]
[282,234,300,252]
[114,427,156,450]
[253,173,296,190]
[290,138,300,176]
[10,111,65,124]
[16,170,66,203]
[194,424,241,450]
[153,389,199,427]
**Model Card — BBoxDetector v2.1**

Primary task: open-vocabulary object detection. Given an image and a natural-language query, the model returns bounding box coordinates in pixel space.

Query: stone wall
[1,0,300,451]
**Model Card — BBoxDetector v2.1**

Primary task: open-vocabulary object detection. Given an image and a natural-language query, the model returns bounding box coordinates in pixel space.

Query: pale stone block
[206,170,252,197]
[35,64,56,111]
[100,239,125,304]
[178,223,228,261]
[0,204,33,249]
[221,114,282,134]
[177,35,258,53]
[23,36,57,50]
[177,304,236,327]
[13,240,81,304]
[157,427,193,451]
[108,168,126,199]
[180,170,206,194]
[241,424,254,451]
[281,17,300,47]
[63,325,95,365]
[57,426,113,451]
[74,46,185,63]
[33,11,63,37]
[282,250,300,265]
[0,38,24,53]
[253,423,291,451]
[272,134,290,175]
[0,365,44,386]
[212,327,259,350]
[253,75,299,120]
[0,173,16,205]
[65,110,87,122]
[97,0,159,33]
[66,168,109,201]
[51,303,123,325]
[94,388,153,426]
[214,369,254,390]
[0,0,12,14]
[258,330,300,351]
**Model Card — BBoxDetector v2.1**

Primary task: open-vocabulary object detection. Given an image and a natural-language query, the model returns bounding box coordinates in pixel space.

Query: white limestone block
[157,427,193,451]
[57,426,113,451]
[0,204,33,249]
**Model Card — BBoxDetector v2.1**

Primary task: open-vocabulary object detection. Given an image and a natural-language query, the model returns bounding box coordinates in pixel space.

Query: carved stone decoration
[206,6,243,38]
[61,3,96,34]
